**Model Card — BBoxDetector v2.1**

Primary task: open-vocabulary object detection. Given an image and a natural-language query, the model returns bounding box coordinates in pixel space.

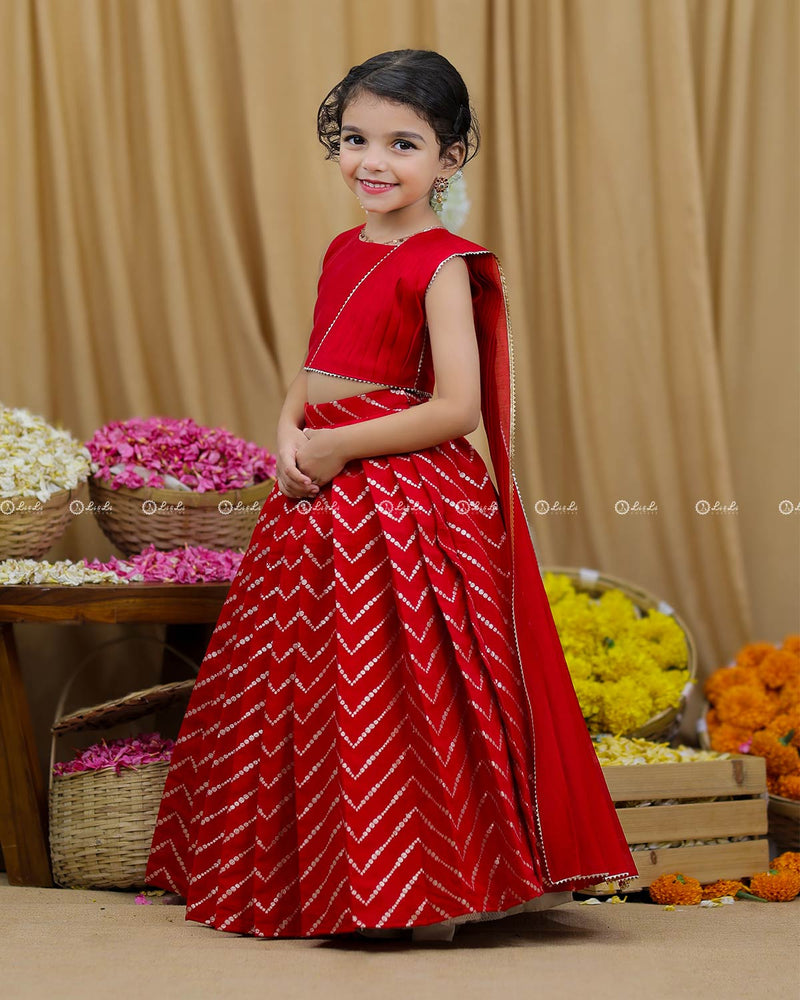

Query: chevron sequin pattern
[145,388,552,937]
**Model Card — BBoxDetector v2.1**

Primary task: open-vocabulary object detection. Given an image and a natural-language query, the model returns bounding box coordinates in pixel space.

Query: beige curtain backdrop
[0,0,797,772]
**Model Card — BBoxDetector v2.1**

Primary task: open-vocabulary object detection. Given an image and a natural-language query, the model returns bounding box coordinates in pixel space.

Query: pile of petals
[648,854,800,906]
[84,544,244,583]
[86,416,276,492]
[703,635,800,799]
[593,734,728,766]
[0,546,243,585]
[543,571,691,735]
[52,732,174,777]
[0,558,127,586]
[0,404,91,502]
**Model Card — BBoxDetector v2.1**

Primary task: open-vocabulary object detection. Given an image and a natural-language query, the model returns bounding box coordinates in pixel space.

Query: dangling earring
[430,176,450,212]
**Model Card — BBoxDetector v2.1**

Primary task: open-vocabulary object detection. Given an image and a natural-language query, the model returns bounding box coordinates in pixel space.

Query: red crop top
[303,225,494,398]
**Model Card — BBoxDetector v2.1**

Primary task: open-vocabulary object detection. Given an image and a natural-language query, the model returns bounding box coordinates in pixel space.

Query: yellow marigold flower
[735,641,778,670]
[545,574,689,735]
[757,649,800,689]
[649,873,702,906]
[572,679,605,731]
[564,652,594,681]
[704,665,759,706]
[715,685,779,731]
[748,869,800,902]
[781,635,800,655]
[701,879,746,900]
[543,572,576,605]
[771,852,800,875]
[636,612,688,669]
[601,677,655,735]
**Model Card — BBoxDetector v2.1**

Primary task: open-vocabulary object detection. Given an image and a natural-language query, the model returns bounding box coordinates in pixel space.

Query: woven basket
[88,475,275,555]
[768,794,800,853]
[0,483,86,560]
[48,635,198,890]
[543,565,698,741]
[697,696,800,852]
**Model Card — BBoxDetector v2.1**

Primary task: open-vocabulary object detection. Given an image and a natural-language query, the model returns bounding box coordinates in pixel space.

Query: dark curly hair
[317,50,480,166]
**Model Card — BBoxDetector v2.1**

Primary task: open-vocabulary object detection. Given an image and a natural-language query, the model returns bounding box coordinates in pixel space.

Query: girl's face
[338,94,462,227]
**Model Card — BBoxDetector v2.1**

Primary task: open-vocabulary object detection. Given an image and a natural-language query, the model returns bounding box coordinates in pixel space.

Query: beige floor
[2,874,798,1000]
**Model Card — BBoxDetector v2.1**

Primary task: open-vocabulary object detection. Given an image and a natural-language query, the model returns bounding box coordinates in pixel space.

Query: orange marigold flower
[736,641,778,670]
[765,713,800,749]
[767,774,784,795]
[771,852,800,876]
[709,722,753,755]
[773,772,800,800]
[701,879,746,900]
[705,706,720,731]
[749,730,800,776]
[778,681,800,712]
[757,649,800,689]
[748,869,800,902]
[648,873,702,905]
[715,686,779,731]
[704,665,760,706]
[781,635,800,655]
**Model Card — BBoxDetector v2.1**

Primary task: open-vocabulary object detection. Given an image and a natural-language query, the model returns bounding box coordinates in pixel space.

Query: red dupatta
[456,248,637,890]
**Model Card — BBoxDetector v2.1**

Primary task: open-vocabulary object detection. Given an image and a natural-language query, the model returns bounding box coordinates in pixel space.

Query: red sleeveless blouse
[304,225,494,397]
[301,224,636,889]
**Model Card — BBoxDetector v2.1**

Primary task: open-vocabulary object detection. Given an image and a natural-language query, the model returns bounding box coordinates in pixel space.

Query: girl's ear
[440,141,466,176]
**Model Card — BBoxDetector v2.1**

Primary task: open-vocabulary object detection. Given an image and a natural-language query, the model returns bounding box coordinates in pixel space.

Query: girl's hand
[295,428,347,487]
[276,425,319,499]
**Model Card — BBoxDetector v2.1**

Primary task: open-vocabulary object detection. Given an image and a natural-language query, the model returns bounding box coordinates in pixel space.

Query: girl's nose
[362,150,387,172]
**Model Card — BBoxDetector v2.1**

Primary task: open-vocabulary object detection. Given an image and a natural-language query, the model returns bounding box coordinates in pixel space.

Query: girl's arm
[276,367,319,498]
[295,257,480,482]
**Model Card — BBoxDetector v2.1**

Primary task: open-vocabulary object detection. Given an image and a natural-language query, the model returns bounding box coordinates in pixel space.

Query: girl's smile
[358,178,398,194]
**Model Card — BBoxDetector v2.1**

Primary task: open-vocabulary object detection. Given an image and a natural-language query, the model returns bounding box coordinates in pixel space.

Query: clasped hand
[276,426,346,499]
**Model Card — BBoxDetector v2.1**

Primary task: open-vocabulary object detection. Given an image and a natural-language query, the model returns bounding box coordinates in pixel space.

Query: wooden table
[0,583,229,887]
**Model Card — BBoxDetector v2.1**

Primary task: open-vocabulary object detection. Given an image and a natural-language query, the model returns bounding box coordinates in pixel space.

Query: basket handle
[48,634,200,791]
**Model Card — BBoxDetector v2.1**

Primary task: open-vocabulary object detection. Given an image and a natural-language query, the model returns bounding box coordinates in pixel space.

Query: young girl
[145,49,637,941]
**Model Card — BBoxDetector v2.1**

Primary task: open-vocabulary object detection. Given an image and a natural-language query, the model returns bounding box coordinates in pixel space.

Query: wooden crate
[583,756,769,894]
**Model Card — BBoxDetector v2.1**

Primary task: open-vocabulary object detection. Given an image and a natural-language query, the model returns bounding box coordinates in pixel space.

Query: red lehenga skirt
[144,388,583,937]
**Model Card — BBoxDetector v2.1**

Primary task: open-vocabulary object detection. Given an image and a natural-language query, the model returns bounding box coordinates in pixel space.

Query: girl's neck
[361,209,443,245]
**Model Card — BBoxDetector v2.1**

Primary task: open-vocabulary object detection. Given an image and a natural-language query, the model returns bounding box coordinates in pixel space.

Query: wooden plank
[0,624,53,886]
[616,799,768,842]
[601,758,766,801]
[582,839,770,894]
[0,583,229,625]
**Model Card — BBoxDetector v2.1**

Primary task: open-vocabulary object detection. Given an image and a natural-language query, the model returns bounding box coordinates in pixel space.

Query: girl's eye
[342,134,365,145]
[394,140,416,151]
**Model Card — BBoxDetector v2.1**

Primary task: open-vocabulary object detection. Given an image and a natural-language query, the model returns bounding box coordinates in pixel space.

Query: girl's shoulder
[423,227,494,258]
[321,225,363,266]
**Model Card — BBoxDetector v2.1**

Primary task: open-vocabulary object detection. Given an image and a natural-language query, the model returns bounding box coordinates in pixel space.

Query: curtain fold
[1,0,796,757]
